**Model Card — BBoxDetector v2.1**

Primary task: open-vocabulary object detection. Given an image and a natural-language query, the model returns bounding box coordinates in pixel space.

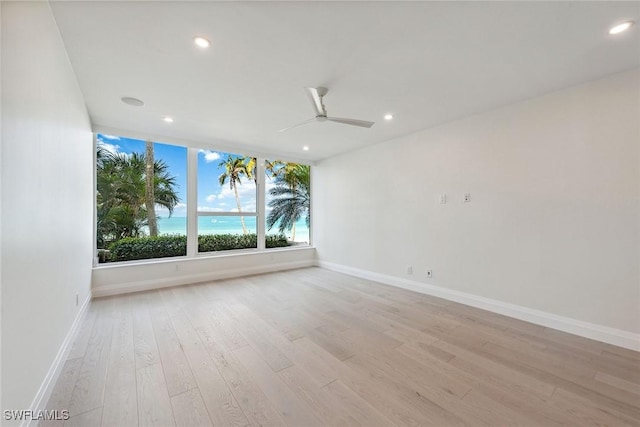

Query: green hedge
[265,234,290,249]
[198,233,256,252]
[106,234,290,262]
[108,235,187,262]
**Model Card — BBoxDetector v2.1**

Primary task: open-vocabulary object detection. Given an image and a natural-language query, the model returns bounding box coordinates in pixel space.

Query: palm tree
[267,163,310,241]
[265,159,285,180]
[218,155,252,235]
[96,144,113,167]
[244,157,258,183]
[145,140,158,236]
[96,145,180,246]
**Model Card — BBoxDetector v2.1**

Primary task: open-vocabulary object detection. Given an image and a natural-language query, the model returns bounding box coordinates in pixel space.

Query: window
[96,134,187,262]
[95,135,311,263]
[197,150,257,252]
[265,160,311,247]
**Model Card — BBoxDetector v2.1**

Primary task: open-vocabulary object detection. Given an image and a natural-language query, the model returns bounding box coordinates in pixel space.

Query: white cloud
[197,206,224,212]
[218,182,256,204]
[198,149,220,163]
[100,134,121,141]
[156,202,187,215]
[97,141,122,155]
[199,180,257,212]
[241,202,256,212]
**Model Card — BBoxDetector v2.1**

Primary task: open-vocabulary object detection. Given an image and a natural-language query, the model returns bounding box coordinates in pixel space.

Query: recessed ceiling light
[193,36,211,48]
[303,146,310,151]
[121,96,144,107]
[609,21,634,35]
[163,116,174,123]
[384,114,394,120]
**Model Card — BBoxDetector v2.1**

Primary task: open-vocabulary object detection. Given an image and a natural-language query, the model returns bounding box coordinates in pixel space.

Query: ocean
[153,216,311,243]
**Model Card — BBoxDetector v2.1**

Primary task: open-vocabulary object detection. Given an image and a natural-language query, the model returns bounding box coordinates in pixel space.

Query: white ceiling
[50,1,640,162]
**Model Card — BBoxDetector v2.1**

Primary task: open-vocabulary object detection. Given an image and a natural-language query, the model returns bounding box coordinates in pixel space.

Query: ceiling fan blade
[304,87,325,116]
[326,117,375,128]
[278,117,316,133]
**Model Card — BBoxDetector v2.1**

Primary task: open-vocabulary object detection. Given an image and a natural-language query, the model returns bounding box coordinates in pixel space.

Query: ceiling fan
[279,87,375,132]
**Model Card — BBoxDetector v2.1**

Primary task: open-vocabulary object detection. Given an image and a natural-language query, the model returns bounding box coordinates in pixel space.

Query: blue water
[154,216,310,243]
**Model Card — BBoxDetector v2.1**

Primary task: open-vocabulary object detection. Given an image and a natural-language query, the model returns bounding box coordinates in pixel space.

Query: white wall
[1,1,93,421]
[314,69,640,337]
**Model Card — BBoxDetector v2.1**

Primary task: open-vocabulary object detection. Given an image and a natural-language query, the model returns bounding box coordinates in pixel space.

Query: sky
[97,133,286,218]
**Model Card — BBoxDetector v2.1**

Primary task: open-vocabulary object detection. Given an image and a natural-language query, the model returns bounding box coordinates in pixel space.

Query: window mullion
[257,157,266,251]
[187,147,198,257]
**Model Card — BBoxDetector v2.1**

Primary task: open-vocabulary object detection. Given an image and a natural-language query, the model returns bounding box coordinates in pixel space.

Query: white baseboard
[92,259,315,298]
[24,292,92,427]
[318,260,640,352]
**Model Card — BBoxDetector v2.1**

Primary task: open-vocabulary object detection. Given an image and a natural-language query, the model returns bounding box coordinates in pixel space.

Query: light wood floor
[42,267,640,426]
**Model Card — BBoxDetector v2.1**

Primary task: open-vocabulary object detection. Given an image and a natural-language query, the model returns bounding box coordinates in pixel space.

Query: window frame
[95,136,311,265]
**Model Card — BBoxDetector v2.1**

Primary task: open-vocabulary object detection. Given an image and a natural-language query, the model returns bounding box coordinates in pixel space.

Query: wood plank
[481,341,640,412]
[340,324,402,354]
[187,308,286,426]
[68,301,113,417]
[64,406,102,427]
[67,306,97,360]
[323,380,395,427]
[148,298,197,397]
[203,305,248,350]
[102,299,137,427]
[460,388,532,426]
[435,339,557,397]
[551,386,639,426]
[133,294,161,370]
[222,302,339,387]
[170,389,213,427]
[344,351,467,426]
[169,312,250,427]
[232,345,324,427]
[347,347,513,427]
[306,325,356,361]
[294,337,435,427]
[221,303,293,372]
[136,363,176,427]
[594,371,640,396]
[40,358,83,427]
[277,365,357,426]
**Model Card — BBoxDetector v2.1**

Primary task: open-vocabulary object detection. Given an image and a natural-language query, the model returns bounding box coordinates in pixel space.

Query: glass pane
[197,150,256,213]
[198,215,258,252]
[96,134,187,263]
[264,160,311,247]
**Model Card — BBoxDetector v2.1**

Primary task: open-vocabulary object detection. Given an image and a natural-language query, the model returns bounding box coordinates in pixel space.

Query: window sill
[93,245,315,270]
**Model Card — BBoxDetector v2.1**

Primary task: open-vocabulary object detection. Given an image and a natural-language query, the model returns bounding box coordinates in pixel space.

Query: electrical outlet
[439,194,447,204]
[463,193,471,203]
[175,264,181,272]
[75,294,79,306]
[407,266,413,275]
[426,270,433,278]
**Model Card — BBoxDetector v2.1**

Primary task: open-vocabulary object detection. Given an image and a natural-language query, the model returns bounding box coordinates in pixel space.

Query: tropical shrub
[105,234,290,262]
[108,235,187,261]
[265,234,290,248]
[198,233,289,252]
[198,233,257,252]
[96,146,180,248]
